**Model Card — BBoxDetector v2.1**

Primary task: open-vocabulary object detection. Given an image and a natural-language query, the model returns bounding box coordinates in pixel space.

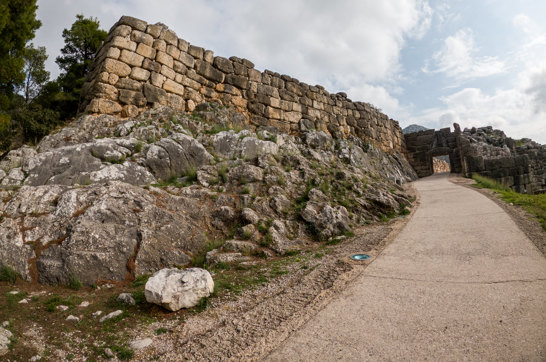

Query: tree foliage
[0,12,107,153]
[0,0,41,110]
[17,44,50,103]
[55,14,107,117]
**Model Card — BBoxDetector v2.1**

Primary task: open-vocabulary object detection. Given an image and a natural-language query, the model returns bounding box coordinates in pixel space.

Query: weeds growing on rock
[68,275,82,291]
[0,265,18,284]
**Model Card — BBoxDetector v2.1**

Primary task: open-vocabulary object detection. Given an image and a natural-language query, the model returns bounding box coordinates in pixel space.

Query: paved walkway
[267,174,546,361]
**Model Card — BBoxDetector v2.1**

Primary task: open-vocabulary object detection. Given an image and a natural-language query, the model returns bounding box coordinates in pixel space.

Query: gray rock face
[0,105,418,287]
[241,208,260,225]
[228,164,264,183]
[144,133,213,181]
[145,268,214,311]
[0,181,207,285]
[301,203,351,240]
[212,130,278,160]
[303,131,334,150]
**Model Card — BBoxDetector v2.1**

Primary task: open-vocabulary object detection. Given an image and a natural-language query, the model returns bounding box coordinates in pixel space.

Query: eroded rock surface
[0,104,417,285]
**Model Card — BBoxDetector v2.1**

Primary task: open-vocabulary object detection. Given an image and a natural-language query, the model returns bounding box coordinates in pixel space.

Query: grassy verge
[472,174,546,230]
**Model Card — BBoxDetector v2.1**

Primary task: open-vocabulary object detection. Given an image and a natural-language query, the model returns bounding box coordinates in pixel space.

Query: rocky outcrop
[0,104,417,285]
[79,16,406,154]
[144,268,214,311]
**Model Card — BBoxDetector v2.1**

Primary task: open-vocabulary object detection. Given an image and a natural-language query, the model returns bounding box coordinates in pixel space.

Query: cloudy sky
[33,0,546,143]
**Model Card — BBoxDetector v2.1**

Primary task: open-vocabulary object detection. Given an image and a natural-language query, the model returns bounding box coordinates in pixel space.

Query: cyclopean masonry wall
[405,124,545,194]
[80,16,406,154]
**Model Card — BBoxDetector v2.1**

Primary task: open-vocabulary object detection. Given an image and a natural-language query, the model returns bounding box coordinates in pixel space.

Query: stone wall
[404,124,545,193]
[80,16,406,153]
[404,127,463,177]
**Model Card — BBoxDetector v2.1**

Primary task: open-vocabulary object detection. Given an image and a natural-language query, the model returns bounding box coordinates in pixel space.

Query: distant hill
[403,124,430,134]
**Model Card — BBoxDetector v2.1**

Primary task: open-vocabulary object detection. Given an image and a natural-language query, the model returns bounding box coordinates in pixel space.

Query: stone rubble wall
[80,16,406,154]
[404,124,545,193]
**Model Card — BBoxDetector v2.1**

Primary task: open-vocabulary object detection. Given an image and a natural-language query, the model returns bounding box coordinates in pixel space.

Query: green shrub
[217,165,228,183]
[132,274,149,287]
[68,275,82,290]
[0,265,18,284]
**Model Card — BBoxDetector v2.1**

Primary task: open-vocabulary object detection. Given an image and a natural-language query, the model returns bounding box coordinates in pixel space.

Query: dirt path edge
[450,175,545,256]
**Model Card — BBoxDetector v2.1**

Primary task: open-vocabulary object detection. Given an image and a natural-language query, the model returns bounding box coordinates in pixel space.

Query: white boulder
[144,268,214,311]
[0,326,13,356]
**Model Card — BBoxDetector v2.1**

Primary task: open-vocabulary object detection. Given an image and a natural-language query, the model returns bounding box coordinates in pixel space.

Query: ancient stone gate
[404,126,463,178]
[404,124,545,194]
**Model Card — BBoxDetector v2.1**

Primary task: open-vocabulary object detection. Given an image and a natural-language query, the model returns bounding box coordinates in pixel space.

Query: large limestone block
[110,24,132,38]
[163,79,184,96]
[118,16,148,31]
[188,45,204,59]
[131,30,153,46]
[196,60,224,83]
[160,29,178,46]
[109,36,137,52]
[143,83,167,103]
[146,24,162,38]
[117,77,142,91]
[145,268,214,311]
[93,82,119,101]
[179,52,195,68]
[130,67,151,81]
[119,49,144,67]
[102,58,131,77]
[136,43,156,59]
[86,98,122,114]
[119,89,146,106]
[156,51,174,68]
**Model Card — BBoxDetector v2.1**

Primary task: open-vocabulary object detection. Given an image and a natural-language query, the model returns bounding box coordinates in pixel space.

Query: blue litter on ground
[351,254,371,260]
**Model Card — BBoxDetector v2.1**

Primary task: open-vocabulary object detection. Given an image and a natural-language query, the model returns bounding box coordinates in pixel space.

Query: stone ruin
[80,16,406,154]
[405,124,545,193]
[79,15,544,194]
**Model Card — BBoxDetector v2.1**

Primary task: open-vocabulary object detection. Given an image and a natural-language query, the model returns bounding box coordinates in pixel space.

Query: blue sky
[34,0,546,143]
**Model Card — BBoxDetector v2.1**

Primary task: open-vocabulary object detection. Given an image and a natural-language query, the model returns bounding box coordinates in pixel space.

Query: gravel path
[268,173,546,361]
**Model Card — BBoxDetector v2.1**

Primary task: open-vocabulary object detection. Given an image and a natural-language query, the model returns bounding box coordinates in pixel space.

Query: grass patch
[68,275,82,291]
[259,231,273,247]
[472,174,546,230]
[0,265,18,284]
[217,165,228,183]
[155,328,168,335]
[44,295,80,312]
[132,274,150,287]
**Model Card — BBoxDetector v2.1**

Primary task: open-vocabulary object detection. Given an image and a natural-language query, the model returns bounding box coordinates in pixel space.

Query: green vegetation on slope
[472,174,546,231]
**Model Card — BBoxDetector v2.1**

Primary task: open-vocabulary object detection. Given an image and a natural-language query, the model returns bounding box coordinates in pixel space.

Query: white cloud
[407,77,546,144]
[346,84,402,116]
[423,28,505,80]
[34,0,432,89]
